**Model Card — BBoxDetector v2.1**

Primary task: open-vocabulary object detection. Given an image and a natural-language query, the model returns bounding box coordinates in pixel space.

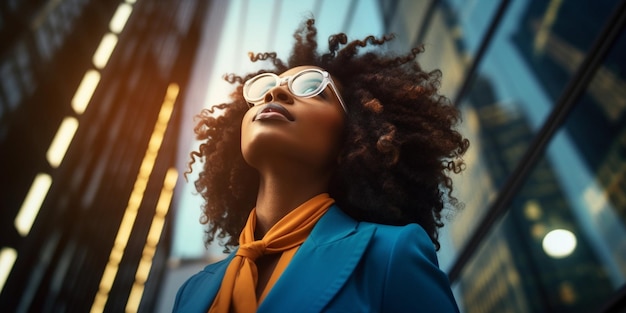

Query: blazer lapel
[258,205,375,313]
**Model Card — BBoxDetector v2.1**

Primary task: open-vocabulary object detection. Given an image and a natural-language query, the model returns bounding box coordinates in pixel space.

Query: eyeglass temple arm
[328,79,348,113]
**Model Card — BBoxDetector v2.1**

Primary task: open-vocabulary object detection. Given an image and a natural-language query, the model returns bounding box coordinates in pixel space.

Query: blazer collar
[181,205,375,313]
[258,205,375,313]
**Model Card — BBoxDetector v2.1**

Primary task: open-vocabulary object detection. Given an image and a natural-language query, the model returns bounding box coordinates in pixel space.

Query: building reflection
[426,0,626,312]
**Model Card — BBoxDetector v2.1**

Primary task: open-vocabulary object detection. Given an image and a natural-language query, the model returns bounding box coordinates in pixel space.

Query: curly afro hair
[187,18,469,250]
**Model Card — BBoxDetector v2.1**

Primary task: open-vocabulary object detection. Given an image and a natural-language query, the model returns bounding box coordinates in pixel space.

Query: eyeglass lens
[246,75,279,101]
[290,71,325,96]
[246,70,326,101]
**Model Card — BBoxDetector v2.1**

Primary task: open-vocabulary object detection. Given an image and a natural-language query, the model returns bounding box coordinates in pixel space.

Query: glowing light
[93,33,118,69]
[109,3,133,34]
[71,70,101,114]
[125,168,178,312]
[91,84,179,313]
[542,229,577,258]
[15,173,52,236]
[46,117,79,168]
[523,200,542,220]
[0,248,18,294]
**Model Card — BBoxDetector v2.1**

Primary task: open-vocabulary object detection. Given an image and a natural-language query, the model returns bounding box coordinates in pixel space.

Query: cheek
[240,110,256,160]
[301,112,345,157]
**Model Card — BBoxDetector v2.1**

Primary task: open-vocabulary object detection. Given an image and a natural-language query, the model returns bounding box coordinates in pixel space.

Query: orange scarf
[208,193,334,313]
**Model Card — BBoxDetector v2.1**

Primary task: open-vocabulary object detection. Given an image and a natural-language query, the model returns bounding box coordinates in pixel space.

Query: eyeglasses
[243,68,348,113]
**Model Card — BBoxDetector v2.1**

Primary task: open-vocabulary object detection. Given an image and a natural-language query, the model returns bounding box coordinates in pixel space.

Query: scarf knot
[237,241,266,261]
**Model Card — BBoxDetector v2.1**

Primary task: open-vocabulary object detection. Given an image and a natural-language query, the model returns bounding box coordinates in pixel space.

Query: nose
[264,85,294,104]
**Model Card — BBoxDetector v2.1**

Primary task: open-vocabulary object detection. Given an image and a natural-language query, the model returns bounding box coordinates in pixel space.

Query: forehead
[279,65,322,77]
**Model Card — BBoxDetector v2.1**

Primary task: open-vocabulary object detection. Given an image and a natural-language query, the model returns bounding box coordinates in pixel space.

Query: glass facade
[0,0,207,312]
[381,0,626,312]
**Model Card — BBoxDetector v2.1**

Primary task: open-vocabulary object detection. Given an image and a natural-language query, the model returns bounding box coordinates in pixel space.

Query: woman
[174,18,468,312]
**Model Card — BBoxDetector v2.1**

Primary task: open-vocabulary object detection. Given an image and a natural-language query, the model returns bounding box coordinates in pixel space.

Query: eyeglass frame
[242,68,348,113]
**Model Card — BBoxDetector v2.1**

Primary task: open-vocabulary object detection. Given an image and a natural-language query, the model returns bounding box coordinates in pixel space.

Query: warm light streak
[46,117,79,168]
[15,174,52,236]
[135,258,152,283]
[0,248,18,294]
[72,70,101,114]
[93,33,118,69]
[109,3,133,34]
[91,84,179,313]
[126,168,178,313]
[99,264,117,293]
[146,216,166,248]
[115,211,138,248]
[146,169,178,247]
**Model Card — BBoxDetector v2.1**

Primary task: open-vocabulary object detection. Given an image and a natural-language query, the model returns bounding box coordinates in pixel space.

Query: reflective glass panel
[418,0,501,99]
[455,21,626,313]
[443,0,620,254]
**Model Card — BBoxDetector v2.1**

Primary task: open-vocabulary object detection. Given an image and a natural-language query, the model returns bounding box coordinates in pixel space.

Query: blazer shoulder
[366,222,439,265]
[361,222,433,246]
[370,223,459,312]
[173,254,235,312]
[361,220,428,235]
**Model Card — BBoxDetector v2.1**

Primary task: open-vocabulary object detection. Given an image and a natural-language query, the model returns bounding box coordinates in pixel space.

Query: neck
[253,167,331,238]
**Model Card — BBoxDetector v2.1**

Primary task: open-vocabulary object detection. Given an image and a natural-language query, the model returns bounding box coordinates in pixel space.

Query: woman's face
[241,65,346,173]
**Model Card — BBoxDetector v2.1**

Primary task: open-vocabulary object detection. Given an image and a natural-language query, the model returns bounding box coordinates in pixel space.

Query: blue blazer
[173,205,459,312]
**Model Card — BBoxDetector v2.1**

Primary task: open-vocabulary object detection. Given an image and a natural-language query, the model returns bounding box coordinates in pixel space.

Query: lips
[254,103,295,122]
